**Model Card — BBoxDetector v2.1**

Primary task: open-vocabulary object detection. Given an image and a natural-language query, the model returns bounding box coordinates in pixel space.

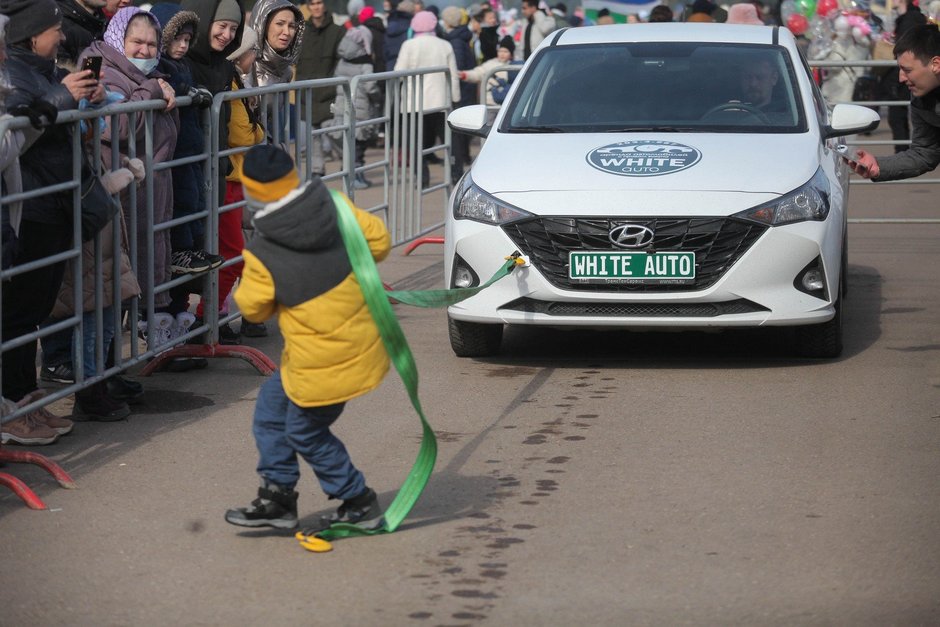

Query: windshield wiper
[508,126,566,133]
[604,126,697,133]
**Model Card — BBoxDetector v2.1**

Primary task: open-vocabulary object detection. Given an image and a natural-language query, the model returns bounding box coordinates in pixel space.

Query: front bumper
[445,217,840,329]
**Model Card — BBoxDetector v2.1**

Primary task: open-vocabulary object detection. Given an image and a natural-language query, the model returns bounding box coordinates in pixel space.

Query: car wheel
[448,316,503,357]
[794,296,843,359]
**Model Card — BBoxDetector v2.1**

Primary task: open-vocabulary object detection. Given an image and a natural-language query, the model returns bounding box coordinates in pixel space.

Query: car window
[502,42,806,134]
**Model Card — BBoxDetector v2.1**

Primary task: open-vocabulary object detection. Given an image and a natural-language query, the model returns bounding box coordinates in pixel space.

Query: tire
[448,316,503,357]
[794,296,843,359]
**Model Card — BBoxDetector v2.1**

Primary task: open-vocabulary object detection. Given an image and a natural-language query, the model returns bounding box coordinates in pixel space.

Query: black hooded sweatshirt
[57,0,107,67]
[179,0,246,189]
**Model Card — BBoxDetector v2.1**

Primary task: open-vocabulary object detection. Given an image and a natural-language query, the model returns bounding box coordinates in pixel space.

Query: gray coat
[330,26,380,142]
[874,90,940,182]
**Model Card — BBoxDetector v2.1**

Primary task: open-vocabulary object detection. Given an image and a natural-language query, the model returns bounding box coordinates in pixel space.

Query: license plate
[568,251,696,284]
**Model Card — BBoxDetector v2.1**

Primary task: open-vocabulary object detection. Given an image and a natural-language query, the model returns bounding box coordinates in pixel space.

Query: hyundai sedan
[445,23,880,358]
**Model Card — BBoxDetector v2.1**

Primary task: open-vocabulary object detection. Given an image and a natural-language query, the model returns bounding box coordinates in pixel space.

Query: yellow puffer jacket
[234,182,391,407]
[226,79,265,183]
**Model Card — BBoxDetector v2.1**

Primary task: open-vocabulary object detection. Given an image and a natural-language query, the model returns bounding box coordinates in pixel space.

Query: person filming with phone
[0,0,108,424]
[845,24,940,180]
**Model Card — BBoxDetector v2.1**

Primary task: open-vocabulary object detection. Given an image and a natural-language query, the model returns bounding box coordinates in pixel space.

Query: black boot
[311,487,383,533]
[73,382,131,422]
[106,375,144,403]
[225,480,299,529]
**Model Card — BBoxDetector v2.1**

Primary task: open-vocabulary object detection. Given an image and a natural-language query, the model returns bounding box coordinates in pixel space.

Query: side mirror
[823,104,882,139]
[447,105,493,139]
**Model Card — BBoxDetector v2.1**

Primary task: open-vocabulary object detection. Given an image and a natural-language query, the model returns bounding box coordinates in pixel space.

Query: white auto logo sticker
[587,140,701,177]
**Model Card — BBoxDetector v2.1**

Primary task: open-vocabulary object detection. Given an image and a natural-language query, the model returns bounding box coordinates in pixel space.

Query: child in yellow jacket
[224,144,391,531]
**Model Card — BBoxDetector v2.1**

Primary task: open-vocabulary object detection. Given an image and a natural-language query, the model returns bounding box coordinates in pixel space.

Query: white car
[445,23,879,358]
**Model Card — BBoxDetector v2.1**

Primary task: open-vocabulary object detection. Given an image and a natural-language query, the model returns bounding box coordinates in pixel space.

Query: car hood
[471,132,823,215]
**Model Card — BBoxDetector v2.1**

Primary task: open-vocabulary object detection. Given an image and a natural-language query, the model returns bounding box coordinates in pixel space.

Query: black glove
[187,86,213,109]
[8,98,58,129]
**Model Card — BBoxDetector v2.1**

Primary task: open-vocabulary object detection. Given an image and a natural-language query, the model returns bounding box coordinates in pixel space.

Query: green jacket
[295,11,345,124]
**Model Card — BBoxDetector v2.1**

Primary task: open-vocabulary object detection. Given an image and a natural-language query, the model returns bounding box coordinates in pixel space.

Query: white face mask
[127,56,159,75]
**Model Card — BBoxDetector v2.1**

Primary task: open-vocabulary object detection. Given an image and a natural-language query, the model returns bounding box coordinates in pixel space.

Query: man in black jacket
[846,24,940,181]
[295,0,344,176]
[57,0,107,68]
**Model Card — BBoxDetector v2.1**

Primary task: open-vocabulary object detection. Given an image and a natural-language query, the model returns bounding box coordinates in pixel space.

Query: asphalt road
[1,137,938,626]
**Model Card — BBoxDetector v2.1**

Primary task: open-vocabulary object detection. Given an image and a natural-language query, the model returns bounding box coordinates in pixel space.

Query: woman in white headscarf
[246,0,305,141]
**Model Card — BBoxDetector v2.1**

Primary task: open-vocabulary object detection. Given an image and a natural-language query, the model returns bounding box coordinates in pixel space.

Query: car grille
[502,298,768,317]
[502,216,768,292]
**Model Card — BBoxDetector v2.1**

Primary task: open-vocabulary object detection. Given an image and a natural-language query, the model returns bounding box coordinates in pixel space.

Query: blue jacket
[443,26,476,107]
[384,10,412,71]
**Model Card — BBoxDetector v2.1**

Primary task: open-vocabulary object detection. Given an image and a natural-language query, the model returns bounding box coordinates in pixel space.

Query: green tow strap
[309,191,518,543]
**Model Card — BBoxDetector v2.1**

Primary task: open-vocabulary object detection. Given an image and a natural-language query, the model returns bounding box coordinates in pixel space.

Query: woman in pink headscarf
[78,7,179,318]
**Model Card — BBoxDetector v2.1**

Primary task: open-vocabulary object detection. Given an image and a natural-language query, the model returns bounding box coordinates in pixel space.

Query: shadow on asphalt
[486,263,883,369]
[0,331,281,519]
[0,263,884,521]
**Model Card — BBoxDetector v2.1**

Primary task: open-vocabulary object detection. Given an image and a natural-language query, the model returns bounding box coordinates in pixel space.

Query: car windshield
[502,42,805,134]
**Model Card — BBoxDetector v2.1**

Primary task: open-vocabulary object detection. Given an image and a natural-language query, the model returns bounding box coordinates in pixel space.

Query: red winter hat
[359,6,375,23]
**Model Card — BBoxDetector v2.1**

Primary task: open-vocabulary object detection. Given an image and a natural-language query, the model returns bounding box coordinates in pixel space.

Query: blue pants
[253,369,366,500]
[41,308,115,376]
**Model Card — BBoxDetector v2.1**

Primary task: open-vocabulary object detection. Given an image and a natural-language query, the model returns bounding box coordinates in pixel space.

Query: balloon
[797,0,818,17]
[816,0,838,17]
[787,12,810,35]
[780,0,797,24]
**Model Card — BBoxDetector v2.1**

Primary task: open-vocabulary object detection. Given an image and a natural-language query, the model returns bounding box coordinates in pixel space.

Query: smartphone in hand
[81,55,102,80]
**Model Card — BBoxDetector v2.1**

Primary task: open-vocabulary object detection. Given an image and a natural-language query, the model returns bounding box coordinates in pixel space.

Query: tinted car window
[503,42,806,133]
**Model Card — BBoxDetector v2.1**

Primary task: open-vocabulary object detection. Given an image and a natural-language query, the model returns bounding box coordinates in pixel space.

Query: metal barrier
[0,67,456,462]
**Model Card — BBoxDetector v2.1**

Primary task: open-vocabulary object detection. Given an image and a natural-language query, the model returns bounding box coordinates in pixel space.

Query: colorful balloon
[816,0,838,17]
[797,0,818,17]
[780,0,797,24]
[787,12,810,35]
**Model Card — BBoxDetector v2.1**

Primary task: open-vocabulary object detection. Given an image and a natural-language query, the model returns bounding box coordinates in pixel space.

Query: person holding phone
[73,8,181,418]
[845,24,940,181]
[0,0,107,420]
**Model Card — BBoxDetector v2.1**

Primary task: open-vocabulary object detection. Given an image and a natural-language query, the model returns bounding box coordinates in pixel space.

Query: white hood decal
[587,140,702,177]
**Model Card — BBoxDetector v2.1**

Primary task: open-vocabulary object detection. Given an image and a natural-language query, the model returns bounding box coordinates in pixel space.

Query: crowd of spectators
[0,0,918,448]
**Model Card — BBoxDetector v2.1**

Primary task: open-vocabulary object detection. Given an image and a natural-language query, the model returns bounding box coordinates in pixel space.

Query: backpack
[489,64,523,104]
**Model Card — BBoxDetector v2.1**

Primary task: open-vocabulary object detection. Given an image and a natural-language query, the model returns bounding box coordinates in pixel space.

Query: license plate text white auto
[568,251,696,283]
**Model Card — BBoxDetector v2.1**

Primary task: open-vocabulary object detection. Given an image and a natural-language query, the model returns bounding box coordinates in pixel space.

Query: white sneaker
[174,312,196,341]
[138,313,175,352]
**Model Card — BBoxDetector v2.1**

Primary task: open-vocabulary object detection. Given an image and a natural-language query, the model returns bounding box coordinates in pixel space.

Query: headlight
[453,174,533,225]
[734,168,831,226]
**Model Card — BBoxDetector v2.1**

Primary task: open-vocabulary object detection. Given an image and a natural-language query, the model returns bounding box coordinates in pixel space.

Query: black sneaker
[240,321,268,338]
[191,249,224,269]
[40,363,75,384]
[72,382,131,422]
[163,357,209,373]
[106,375,144,402]
[225,481,299,529]
[317,487,384,532]
[218,322,240,345]
[171,250,213,274]
[186,320,239,346]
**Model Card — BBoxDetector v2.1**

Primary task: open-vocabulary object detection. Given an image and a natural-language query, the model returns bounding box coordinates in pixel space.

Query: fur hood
[150,4,200,54]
